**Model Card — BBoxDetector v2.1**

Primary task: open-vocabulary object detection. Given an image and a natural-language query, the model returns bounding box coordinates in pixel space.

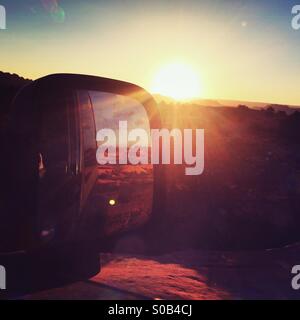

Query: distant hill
[0,71,32,117]
[0,71,31,87]
[0,72,32,129]
[153,94,222,107]
[153,94,300,115]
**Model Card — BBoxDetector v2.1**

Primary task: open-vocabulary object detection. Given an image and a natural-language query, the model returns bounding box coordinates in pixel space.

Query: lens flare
[41,0,65,23]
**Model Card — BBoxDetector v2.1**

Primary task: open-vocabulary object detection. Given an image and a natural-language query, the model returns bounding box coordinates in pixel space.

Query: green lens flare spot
[51,6,65,23]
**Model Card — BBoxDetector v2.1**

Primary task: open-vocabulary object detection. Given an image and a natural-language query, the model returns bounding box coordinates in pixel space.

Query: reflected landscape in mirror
[84,91,153,239]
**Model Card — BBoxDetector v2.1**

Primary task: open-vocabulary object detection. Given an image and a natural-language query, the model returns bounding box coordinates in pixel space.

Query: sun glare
[150,62,203,101]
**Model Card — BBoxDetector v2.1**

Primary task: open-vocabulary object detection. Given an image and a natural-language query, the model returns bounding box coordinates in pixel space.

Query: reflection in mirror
[83,91,153,239]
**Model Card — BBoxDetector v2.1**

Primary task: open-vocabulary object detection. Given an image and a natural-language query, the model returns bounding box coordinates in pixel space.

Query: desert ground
[25,243,300,300]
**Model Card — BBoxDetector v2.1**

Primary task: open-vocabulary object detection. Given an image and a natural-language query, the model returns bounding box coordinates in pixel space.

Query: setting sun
[150,62,203,101]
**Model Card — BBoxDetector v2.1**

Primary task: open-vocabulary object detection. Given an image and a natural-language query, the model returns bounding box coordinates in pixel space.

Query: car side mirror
[0,74,163,297]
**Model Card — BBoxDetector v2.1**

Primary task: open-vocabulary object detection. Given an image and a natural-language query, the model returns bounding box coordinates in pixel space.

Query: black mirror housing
[1,74,163,255]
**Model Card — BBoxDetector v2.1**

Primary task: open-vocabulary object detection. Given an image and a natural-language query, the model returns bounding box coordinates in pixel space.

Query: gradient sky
[0,0,299,105]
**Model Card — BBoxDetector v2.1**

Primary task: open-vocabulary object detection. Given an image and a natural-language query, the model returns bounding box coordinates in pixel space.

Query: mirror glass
[36,89,153,246]
[82,91,153,239]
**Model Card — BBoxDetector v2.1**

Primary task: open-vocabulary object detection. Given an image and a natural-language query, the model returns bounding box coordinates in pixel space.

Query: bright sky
[0,0,300,104]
